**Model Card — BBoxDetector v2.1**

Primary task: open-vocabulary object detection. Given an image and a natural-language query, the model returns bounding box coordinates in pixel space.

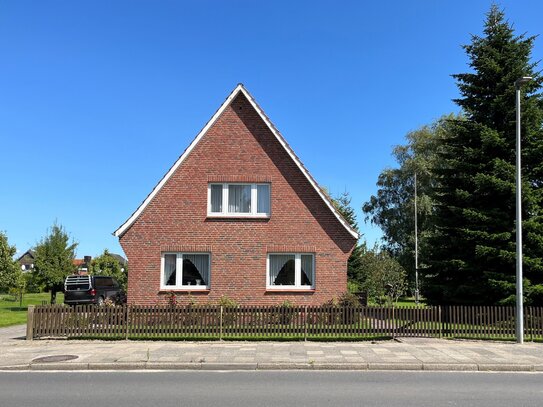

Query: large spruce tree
[425,6,543,305]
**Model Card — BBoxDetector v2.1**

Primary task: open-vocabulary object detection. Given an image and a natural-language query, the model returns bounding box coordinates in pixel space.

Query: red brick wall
[119,93,357,306]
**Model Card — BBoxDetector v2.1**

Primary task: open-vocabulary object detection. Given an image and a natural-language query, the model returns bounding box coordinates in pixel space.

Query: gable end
[113,84,359,240]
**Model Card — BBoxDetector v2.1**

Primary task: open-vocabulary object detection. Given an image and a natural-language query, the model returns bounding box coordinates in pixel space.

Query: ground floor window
[267,253,314,289]
[161,253,210,290]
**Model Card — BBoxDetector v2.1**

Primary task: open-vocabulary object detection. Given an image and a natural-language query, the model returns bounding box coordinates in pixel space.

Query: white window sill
[266,287,315,292]
[207,213,270,219]
[160,286,210,291]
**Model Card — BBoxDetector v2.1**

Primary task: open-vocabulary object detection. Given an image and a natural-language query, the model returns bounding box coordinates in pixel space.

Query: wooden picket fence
[26,304,543,341]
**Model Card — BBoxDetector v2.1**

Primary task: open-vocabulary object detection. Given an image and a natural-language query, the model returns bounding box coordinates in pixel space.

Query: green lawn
[395,297,427,307]
[0,292,64,328]
[367,297,427,307]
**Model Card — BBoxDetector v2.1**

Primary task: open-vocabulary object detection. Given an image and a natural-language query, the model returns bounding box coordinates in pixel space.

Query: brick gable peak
[113,84,359,240]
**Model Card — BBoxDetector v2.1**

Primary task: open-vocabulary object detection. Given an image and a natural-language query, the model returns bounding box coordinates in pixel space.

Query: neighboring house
[73,256,92,274]
[109,253,128,269]
[17,250,35,272]
[73,254,126,275]
[114,84,358,305]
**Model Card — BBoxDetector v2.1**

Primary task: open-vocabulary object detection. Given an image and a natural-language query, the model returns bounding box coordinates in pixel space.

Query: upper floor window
[208,183,270,217]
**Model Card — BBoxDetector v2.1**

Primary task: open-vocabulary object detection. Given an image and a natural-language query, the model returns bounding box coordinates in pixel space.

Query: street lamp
[515,76,532,344]
[414,171,419,305]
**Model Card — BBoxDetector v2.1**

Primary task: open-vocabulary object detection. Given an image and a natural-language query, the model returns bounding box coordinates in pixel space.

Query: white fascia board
[114,84,359,240]
[113,85,245,237]
[238,87,359,240]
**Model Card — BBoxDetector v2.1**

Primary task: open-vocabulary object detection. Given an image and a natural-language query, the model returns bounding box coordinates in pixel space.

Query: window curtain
[269,254,295,285]
[183,254,209,285]
[301,255,313,286]
[164,254,177,286]
[228,185,251,213]
[257,184,270,214]
[210,185,223,213]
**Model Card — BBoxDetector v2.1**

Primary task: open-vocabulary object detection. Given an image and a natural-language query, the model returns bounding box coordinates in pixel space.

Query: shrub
[217,295,239,308]
[218,295,238,326]
[338,291,360,308]
[103,297,116,308]
[319,293,361,325]
[271,300,294,325]
[166,292,177,308]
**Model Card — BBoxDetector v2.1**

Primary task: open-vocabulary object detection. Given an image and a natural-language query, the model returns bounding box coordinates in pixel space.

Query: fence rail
[27,305,543,341]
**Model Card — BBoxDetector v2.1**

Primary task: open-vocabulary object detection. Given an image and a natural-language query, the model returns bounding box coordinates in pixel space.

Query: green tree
[331,191,364,288]
[331,191,408,303]
[90,249,127,289]
[34,223,78,304]
[13,270,26,307]
[357,243,408,305]
[363,117,451,286]
[0,231,20,293]
[425,6,543,305]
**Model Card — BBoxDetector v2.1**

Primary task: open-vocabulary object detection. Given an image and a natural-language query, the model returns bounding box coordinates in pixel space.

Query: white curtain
[257,184,270,214]
[164,254,177,286]
[301,255,313,286]
[269,254,295,285]
[183,254,209,285]
[228,185,251,213]
[210,185,223,213]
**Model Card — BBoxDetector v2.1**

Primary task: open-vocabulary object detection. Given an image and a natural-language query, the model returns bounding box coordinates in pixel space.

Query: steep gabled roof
[113,84,359,240]
[17,249,35,262]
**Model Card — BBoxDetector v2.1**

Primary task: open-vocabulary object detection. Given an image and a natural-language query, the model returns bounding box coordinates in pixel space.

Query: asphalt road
[1,371,542,407]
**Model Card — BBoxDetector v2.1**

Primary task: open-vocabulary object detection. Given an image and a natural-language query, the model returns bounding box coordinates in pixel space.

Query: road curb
[145,362,202,370]
[1,362,541,372]
[201,363,257,370]
[477,364,534,372]
[88,362,147,370]
[368,363,423,371]
[257,362,314,370]
[423,363,478,371]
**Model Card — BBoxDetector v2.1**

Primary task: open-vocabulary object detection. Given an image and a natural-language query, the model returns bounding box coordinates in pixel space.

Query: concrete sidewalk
[1,325,543,372]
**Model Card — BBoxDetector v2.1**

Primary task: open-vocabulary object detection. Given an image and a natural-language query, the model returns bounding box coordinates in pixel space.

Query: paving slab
[2,325,543,372]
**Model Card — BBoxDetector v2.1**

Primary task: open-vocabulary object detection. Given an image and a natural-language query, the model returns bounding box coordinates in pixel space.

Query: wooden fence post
[392,303,396,339]
[26,305,35,341]
[125,305,130,340]
[219,306,223,340]
[438,306,442,339]
[304,306,308,341]
[527,307,533,342]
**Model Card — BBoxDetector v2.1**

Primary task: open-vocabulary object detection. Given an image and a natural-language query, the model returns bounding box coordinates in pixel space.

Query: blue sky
[1,1,542,258]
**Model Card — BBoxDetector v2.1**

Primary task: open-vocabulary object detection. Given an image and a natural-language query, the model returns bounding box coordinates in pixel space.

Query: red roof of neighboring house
[73,259,85,267]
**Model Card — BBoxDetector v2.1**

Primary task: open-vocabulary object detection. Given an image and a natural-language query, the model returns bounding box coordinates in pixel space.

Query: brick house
[114,84,358,305]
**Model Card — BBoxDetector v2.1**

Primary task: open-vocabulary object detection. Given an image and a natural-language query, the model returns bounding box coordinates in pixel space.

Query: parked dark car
[64,275,125,306]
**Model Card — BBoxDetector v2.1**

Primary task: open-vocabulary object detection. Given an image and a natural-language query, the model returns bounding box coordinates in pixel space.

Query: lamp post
[515,76,532,344]
[414,171,419,305]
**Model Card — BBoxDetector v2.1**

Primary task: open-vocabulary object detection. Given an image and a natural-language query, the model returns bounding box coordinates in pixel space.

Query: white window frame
[266,253,315,290]
[207,183,271,218]
[160,252,211,290]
